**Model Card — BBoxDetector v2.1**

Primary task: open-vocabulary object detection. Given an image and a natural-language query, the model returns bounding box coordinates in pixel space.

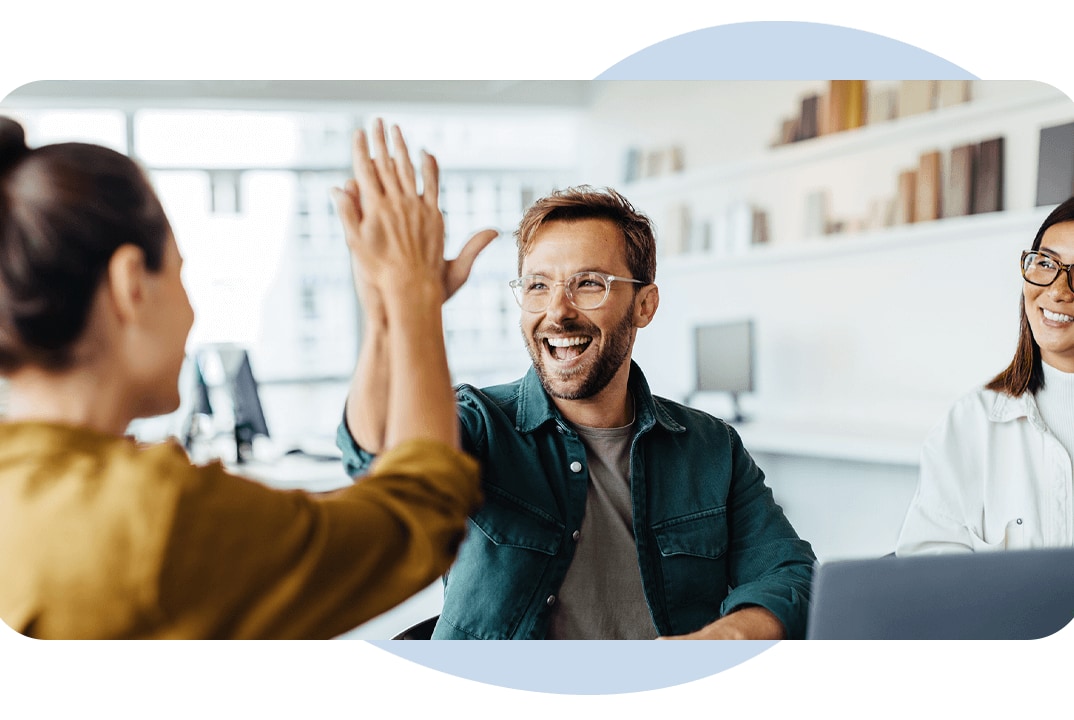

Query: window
[5,103,579,444]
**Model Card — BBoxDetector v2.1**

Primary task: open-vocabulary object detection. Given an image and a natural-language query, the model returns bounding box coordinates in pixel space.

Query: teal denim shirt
[338,362,815,639]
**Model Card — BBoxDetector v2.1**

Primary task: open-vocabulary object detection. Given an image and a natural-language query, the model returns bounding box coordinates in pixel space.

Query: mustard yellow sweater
[0,422,480,639]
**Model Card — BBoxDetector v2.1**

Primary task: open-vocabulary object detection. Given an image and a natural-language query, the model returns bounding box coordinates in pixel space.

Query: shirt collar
[514,360,685,435]
[988,389,1047,432]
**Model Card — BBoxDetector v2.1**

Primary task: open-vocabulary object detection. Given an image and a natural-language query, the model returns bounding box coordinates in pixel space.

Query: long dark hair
[0,117,170,372]
[986,195,1074,396]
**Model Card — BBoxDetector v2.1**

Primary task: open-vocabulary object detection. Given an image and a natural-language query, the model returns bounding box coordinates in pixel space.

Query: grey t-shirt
[546,418,658,639]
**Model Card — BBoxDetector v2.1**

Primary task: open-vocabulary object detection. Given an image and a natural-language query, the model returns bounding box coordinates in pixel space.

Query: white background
[2,2,1073,716]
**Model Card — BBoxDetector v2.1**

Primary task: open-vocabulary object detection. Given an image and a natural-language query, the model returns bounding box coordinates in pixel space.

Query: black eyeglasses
[1021,250,1074,293]
[508,271,647,313]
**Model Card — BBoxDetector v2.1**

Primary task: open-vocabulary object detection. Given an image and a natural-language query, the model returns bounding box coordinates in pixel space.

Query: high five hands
[332,118,498,301]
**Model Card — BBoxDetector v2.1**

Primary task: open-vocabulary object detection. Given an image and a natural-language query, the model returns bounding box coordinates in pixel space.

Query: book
[897,81,935,117]
[827,80,866,132]
[845,80,866,130]
[751,208,770,245]
[896,169,918,224]
[804,189,830,237]
[972,136,1005,214]
[866,86,897,124]
[936,80,971,108]
[777,117,799,146]
[945,143,976,218]
[644,149,665,178]
[798,93,820,141]
[623,147,642,183]
[662,203,691,256]
[914,150,943,222]
[1035,120,1074,206]
[817,91,831,136]
[668,146,685,173]
[727,202,755,254]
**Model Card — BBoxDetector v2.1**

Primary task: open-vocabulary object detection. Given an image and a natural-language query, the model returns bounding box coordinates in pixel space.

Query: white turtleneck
[1036,361,1074,465]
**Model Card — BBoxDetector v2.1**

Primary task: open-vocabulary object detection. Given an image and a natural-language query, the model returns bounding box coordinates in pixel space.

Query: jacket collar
[988,390,1048,433]
[514,360,685,435]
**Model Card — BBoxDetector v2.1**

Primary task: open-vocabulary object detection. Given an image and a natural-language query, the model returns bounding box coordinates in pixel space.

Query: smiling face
[1024,220,1074,373]
[519,218,651,403]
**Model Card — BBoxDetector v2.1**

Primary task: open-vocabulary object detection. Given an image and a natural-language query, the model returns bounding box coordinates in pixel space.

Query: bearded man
[339,183,816,640]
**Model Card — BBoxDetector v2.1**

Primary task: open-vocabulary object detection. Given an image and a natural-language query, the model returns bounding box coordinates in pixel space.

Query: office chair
[391,614,439,640]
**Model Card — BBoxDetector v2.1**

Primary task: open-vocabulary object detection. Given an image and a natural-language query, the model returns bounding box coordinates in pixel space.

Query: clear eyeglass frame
[508,271,647,313]
[1021,249,1074,293]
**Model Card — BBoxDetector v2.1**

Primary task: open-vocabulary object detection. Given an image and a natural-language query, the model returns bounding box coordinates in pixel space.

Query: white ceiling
[2,80,596,110]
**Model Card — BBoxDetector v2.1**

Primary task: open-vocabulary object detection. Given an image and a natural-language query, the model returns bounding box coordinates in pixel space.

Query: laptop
[806,548,1074,640]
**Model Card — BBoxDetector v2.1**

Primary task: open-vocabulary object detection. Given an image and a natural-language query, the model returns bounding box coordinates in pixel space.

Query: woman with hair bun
[897,197,1074,555]
[0,116,489,638]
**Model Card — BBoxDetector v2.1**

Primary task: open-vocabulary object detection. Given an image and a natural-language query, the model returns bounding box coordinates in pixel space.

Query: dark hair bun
[0,117,30,173]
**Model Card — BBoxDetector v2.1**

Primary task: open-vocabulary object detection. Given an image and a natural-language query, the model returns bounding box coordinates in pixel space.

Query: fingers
[456,228,498,268]
[421,149,440,210]
[371,119,402,196]
[444,229,499,299]
[330,186,361,232]
[351,128,383,198]
[391,124,418,193]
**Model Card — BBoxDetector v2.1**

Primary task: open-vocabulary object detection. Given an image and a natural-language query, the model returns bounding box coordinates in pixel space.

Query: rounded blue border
[373,20,975,695]
[370,640,779,695]
[597,21,977,80]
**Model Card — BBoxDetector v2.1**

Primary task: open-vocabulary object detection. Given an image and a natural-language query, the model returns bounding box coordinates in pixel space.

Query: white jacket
[896,388,1074,555]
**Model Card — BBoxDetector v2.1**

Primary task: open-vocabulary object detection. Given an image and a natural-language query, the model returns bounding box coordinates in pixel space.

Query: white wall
[572,81,1074,428]
[569,80,1074,560]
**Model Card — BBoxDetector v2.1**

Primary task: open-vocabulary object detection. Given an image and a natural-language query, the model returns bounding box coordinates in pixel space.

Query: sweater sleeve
[154,438,481,639]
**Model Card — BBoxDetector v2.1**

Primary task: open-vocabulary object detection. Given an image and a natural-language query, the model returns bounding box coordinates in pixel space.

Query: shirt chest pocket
[439,494,565,638]
[652,507,729,560]
[469,496,564,555]
[651,507,730,626]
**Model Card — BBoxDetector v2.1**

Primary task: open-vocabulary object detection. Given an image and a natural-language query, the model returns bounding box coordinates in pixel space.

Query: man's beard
[524,307,635,401]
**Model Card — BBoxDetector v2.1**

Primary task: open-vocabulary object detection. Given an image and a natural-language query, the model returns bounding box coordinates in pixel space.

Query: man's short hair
[515,186,657,285]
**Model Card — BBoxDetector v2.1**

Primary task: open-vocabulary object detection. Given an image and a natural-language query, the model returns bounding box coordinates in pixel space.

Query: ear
[105,244,149,325]
[633,284,659,329]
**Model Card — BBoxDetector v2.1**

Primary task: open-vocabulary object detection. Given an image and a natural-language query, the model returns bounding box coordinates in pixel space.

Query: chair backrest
[391,614,439,640]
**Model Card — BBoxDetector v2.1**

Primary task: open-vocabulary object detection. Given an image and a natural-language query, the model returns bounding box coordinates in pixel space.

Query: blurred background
[3,79,1072,637]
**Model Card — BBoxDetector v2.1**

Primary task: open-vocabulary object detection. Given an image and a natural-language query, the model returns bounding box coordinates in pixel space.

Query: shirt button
[546,595,556,606]
[569,461,582,473]
[572,530,581,541]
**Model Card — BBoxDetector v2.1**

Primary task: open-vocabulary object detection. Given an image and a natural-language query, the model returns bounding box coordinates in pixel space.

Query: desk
[732,418,925,466]
[721,419,925,562]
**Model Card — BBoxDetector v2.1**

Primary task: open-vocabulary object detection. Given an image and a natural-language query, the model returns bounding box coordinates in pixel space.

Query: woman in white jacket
[897,196,1074,555]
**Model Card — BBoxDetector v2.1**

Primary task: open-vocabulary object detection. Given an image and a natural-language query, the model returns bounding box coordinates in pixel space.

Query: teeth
[1043,309,1074,323]
[546,336,590,347]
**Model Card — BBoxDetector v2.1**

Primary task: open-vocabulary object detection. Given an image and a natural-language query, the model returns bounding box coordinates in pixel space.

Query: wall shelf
[623,85,1070,197]
[660,205,1055,272]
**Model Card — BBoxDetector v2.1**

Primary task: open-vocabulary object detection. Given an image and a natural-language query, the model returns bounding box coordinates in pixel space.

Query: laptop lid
[806,548,1074,640]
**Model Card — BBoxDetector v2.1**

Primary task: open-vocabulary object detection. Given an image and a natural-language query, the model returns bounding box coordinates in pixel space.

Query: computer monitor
[194,345,270,464]
[180,356,214,452]
[693,320,754,423]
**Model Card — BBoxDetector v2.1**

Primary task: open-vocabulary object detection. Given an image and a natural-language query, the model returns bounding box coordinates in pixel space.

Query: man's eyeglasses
[508,271,647,313]
[1021,250,1074,293]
